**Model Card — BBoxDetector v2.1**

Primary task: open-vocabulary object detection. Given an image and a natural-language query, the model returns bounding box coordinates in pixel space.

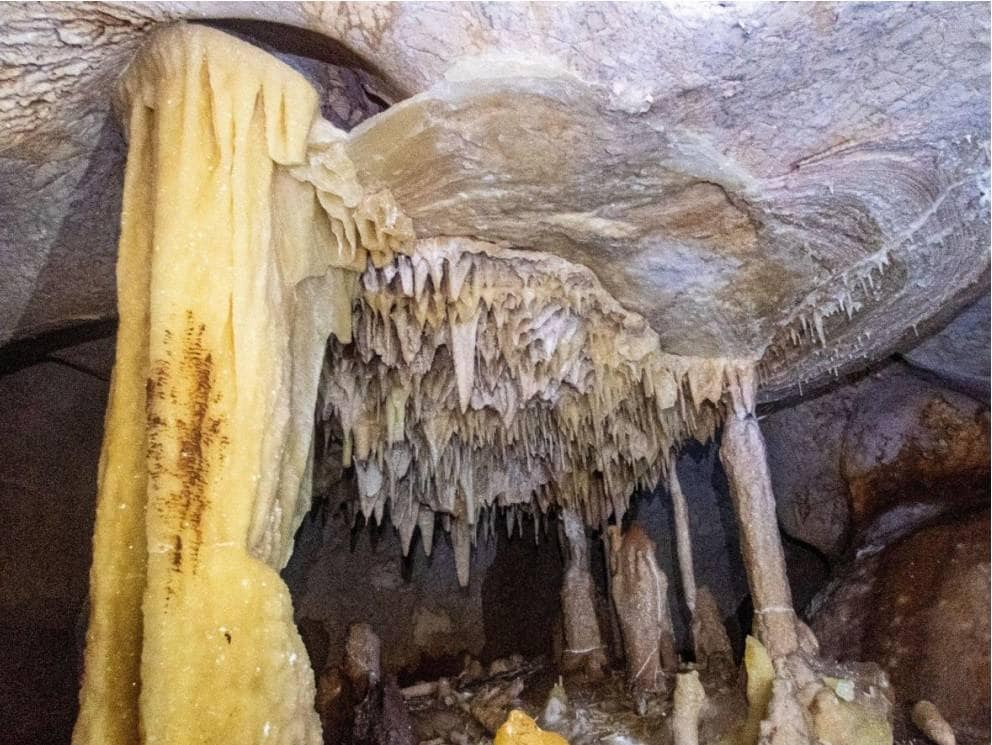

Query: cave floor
[402,653,985,745]
[405,656,746,745]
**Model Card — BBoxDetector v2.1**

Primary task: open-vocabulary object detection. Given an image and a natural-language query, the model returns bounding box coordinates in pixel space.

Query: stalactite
[320,235,757,583]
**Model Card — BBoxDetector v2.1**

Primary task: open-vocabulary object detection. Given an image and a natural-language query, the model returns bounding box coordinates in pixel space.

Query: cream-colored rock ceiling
[1,1,988,404]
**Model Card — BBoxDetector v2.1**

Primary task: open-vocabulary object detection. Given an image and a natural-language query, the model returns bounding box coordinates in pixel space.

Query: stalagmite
[667,458,697,615]
[344,623,382,700]
[73,25,412,745]
[741,636,774,745]
[692,586,734,678]
[719,412,800,659]
[912,701,956,745]
[607,524,678,698]
[672,670,706,745]
[559,508,607,680]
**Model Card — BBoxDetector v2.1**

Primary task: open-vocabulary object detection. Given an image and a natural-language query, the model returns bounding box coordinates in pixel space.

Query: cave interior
[0,9,989,745]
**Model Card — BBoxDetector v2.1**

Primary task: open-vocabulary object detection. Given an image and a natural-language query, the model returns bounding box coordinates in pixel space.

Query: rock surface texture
[812,511,989,743]
[764,353,990,743]
[764,359,990,559]
[1,3,989,402]
[0,6,989,745]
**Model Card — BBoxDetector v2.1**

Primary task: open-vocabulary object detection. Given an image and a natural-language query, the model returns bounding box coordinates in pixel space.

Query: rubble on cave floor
[399,655,746,745]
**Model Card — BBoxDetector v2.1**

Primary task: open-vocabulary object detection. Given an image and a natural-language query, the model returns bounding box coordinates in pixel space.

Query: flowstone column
[720,403,818,745]
[72,25,403,745]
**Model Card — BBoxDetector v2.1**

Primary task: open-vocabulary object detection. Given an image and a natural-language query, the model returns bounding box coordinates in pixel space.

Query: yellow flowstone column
[73,25,359,745]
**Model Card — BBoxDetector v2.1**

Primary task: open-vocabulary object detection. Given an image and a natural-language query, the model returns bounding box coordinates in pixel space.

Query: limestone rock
[764,360,990,558]
[903,292,990,400]
[808,685,892,745]
[840,372,990,527]
[811,511,990,739]
[2,4,988,405]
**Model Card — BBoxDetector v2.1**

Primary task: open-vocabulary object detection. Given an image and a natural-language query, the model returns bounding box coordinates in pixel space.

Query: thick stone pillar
[720,413,799,659]
[608,523,679,696]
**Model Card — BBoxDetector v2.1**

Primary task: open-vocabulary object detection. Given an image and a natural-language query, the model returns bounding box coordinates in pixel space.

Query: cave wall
[761,302,990,740]
[0,338,113,745]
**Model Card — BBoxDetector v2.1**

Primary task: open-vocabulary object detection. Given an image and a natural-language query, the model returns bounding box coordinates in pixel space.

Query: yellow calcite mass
[494,710,570,745]
[72,24,371,745]
[740,635,774,745]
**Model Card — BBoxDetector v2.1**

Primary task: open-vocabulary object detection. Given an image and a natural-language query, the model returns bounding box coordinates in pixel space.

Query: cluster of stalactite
[318,235,758,584]
[757,248,896,389]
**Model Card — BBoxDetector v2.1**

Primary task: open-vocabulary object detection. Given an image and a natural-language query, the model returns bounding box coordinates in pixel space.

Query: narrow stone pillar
[667,458,697,615]
[720,413,799,659]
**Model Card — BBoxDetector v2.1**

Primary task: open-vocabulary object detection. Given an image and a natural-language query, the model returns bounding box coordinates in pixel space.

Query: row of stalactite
[318,236,760,587]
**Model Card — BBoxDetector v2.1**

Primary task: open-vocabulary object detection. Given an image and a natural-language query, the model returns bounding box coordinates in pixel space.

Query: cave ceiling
[0,2,989,402]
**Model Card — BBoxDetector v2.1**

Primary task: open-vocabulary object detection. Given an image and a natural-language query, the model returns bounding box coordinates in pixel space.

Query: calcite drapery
[73,19,842,745]
[73,25,409,745]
